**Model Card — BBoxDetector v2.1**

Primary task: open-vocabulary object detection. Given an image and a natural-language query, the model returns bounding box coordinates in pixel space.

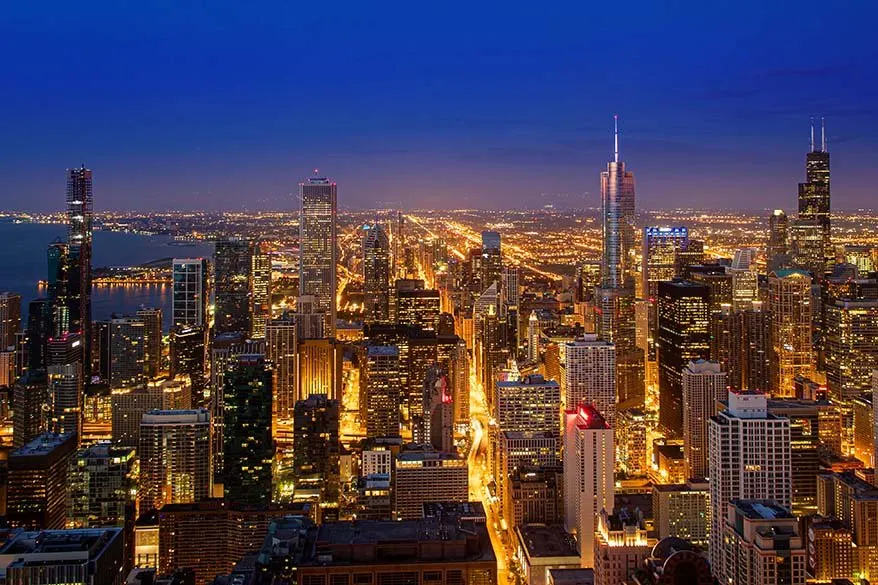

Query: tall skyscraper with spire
[66,165,93,380]
[596,117,644,407]
[299,174,338,337]
[796,117,831,273]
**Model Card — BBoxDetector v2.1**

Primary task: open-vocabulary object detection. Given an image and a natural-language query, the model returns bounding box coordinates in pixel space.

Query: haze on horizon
[2,1,878,213]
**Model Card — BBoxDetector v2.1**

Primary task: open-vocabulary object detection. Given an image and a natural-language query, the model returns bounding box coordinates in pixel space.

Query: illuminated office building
[682,360,726,480]
[293,394,340,509]
[563,403,613,566]
[109,316,146,390]
[769,270,814,395]
[495,374,561,433]
[527,310,539,362]
[214,238,253,335]
[266,316,297,441]
[790,218,826,276]
[393,450,468,520]
[250,243,272,339]
[136,307,163,378]
[824,299,878,401]
[362,344,401,438]
[299,175,338,336]
[139,409,212,511]
[169,325,207,404]
[657,280,710,437]
[0,291,21,350]
[363,223,391,322]
[7,432,77,529]
[642,227,688,298]
[852,394,874,467]
[767,209,790,270]
[67,442,136,528]
[708,391,792,573]
[652,480,710,548]
[172,258,208,328]
[817,470,878,581]
[417,366,454,452]
[223,354,274,505]
[564,335,616,426]
[46,332,83,441]
[396,284,441,331]
[798,118,831,272]
[297,337,342,401]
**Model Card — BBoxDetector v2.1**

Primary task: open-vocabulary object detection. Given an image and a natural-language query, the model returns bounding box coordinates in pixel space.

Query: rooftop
[11,432,75,458]
[730,499,793,520]
[0,528,121,557]
[547,568,594,585]
[517,524,579,559]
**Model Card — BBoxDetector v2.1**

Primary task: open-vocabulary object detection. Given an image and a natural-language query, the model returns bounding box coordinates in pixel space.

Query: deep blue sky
[2,1,877,212]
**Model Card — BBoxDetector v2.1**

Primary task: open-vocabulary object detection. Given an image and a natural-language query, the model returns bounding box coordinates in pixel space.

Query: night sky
[3,1,877,212]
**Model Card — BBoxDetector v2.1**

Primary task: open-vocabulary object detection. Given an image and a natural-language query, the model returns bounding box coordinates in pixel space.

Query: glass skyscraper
[299,175,338,336]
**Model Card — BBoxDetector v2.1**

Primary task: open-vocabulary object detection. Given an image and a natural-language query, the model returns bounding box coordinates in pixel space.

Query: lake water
[0,220,214,326]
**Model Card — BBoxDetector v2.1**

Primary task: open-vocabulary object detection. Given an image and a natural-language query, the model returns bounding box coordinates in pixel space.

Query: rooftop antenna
[821,117,826,152]
[614,114,619,163]
[809,117,815,153]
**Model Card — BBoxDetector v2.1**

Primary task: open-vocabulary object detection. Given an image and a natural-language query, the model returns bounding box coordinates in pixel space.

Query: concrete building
[516,524,580,585]
[67,442,137,528]
[563,404,613,566]
[651,480,710,549]
[681,360,726,479]
[593,508,652,585]
[720,499,806,585]
[708,391,792,577]
[0,528,125,585]
[768,269,814,395]
[564,336,616,426]
[7,432,77,529]
[394,450,468,520]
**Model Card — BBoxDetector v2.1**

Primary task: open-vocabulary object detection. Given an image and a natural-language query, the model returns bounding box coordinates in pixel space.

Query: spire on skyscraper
[821,116,827,152]
[614,114,619,163]
[810,117,815,153]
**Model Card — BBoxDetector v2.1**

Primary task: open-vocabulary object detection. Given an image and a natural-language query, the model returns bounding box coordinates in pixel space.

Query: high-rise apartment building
[214,238,253,335]
[768,269,814,395]
[657,280,710,437]
[563,403,614,566]
[564,335,616,426]
[652,480,710,548]
[7,432,77,529]
[494,374,561,433]
[682,360,727,479]
[299,175,338,336]
[817,470,878,581]
[65,166,93,380]
[169,325,207,403]
[265,316,297,439]
[13,368,49,447]
[223,354,274,505]
[172,258,208,328]
[708,391,792,573]
[363,223,391,322]
[721,499,806,585]
[138,409,212,511]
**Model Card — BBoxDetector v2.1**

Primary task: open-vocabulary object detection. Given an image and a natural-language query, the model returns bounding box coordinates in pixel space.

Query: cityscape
[3,3,878,585]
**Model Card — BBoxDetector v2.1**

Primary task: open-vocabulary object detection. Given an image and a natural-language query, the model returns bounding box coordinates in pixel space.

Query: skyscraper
[600,117,636,291]
[223,354,274,505]
[266,315,297,436]
[362,344,401,438]
[7,432,77,529]
[109,316,146,390]
[682,360,727,479]
[66,165,93,380]
[67,443,137,528]
[708,390,792,575]
[824,299,878,401]
[293,394,340,510]
[642,226,688,299]
[0,291,21,351]
[527,310,539,362]
[767,209,790,271]
[214,238,253,335]
[250,243,272,339]
[136,307,163,378]
[299,175,338,336]
[595,119,643,406]
[563,403,614,567]
[139,409,212,511]
[798,117,831,271]
[657,280,710,437]
[172,258,208,328]
[768,270,814,395]
[564,335,616,427]
[480,230,502,294]
[363,223,391,322]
